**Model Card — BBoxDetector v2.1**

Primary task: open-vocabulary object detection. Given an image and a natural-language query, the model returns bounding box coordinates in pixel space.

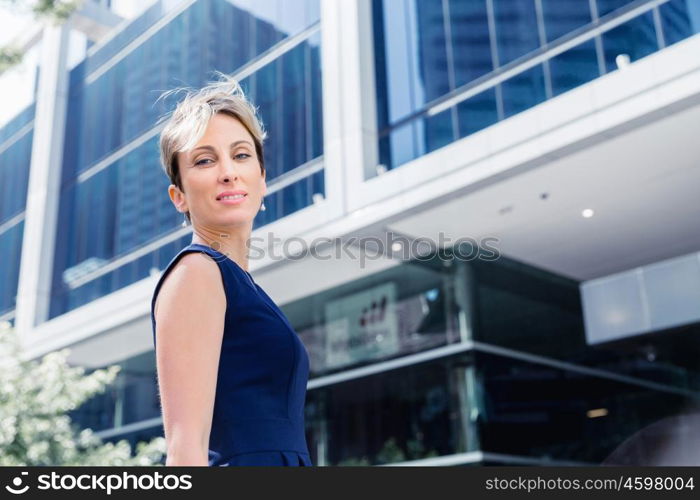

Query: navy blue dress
[150,243,313,466]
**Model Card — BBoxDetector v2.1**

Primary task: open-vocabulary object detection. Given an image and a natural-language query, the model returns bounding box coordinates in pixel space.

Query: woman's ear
[168,184,188,213]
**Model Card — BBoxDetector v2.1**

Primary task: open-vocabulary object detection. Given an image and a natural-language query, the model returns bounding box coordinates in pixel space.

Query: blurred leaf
[0,0,85,73]
[0,323,165,466]
[0,46,23,73]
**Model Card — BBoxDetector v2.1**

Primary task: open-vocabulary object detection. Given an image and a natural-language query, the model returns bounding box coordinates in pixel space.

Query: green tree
[0,0,84,74]
[0,321,166,466]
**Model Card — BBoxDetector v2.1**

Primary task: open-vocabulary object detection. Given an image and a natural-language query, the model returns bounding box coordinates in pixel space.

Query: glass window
[492,0,541,66]
[476,351,691,463]
[601,11,658,73]
[285,259,461,376]
[457,87,499,138]
[242,33,323,181]
[659,0,700,47]
[549,40,600,96]
[69,0,320,176]
[541,0,594,43]
[449,0,493,87]
[306,357,469,465]
[414,0,452,103]
[424,109,456,154]
[382,121,418,170]
[500,64,547,118]
[596,0,638,18]
[375,0,450,125]
[0,130,32,224]
[0,221,24,315]
[71,351,159,432]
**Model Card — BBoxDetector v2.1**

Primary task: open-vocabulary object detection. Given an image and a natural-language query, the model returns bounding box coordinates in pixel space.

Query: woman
[150,74,312,466]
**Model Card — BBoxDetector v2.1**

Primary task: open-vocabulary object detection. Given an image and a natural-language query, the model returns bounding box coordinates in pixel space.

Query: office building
[1,0,699,465]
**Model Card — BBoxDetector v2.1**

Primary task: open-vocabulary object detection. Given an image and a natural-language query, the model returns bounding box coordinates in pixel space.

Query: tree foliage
[1,0,84,21]
[0,322,166,466]
[0,0,85,74]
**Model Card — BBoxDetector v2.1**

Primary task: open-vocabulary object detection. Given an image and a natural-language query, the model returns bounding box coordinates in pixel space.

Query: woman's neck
[191,226,252,272]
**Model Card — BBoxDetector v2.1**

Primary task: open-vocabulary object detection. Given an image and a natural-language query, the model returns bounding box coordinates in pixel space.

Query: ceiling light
[582,208,594,218]
[587,408,609,419]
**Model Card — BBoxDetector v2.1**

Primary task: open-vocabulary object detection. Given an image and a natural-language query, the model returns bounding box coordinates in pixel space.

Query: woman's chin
[216,215,254,228]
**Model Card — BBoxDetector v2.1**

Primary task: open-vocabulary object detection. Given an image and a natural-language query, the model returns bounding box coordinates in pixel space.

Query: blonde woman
[151,74,312,466]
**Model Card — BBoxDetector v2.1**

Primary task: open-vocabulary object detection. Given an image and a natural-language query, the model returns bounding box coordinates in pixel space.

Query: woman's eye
[195,158,214,166]
[234,153,251,160]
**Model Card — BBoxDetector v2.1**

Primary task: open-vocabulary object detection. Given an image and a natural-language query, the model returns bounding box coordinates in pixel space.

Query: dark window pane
[660,0,700,47]
[305,358,466,465]
[596,0,637,18]
[387,121,418,170]
[449,0,493,86]
[414,0,451,102]
[492,0,541,65]
[601,12,658,73]
[549,40,600,96]
[377,0,450,124]
[457,88,498,138]
[424,109,455,153]
[373,0,390,129]
[541,0,593,42]
[476,351,690,462]
[0,221,23,314]
[501,65,546,118]
[0,130,32,223]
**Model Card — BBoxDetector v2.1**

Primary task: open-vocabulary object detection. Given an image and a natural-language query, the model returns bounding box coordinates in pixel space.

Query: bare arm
[154,252,226,466]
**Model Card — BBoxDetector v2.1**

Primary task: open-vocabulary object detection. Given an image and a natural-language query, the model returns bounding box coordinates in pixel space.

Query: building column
[320,0,379,216]
[15,23,71,340]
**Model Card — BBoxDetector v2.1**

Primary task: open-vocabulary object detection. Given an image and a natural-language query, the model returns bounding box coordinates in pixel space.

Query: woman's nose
[219,157,239,183]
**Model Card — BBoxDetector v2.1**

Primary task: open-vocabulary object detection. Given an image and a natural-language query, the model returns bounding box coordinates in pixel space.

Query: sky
[0,6,36,127]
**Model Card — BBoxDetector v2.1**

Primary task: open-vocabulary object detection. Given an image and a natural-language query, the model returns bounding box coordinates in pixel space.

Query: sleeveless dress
[150,243,313,466]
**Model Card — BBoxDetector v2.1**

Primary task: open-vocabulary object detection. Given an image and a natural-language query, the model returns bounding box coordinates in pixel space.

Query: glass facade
[373,0,700,172]
[0,221,25,316]
[2,0,698,466]
[70,350,159,432]
[74,248,700,465]
[0,103,34,316]
[50,0,323,317]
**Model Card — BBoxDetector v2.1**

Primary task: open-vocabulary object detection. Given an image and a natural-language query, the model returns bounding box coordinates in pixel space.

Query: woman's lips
[217,194,247,205]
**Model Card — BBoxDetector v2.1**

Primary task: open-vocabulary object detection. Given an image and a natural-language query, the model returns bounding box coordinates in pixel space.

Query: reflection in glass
[0,221,24,315]
[305,358,470,465]
[71,351,159,432]
[425,109,455,154]
[449,0,493,87]
[660,0,700,47]
[0,131,32,224]
[500,64,546,118]
[540,0,593,43]
[549,40,600,96]
[286,260,460,376]
[601,12,658,73]
[492,0,541,65]
[476,351,690,463]
[457,88,498,138]
[596,0,637,18]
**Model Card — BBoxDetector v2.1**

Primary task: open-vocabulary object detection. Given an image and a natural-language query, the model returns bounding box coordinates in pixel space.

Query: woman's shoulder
[153,247,226,318]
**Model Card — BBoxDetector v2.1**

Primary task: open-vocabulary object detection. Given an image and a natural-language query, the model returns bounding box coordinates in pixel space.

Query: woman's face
[169,112,266,230]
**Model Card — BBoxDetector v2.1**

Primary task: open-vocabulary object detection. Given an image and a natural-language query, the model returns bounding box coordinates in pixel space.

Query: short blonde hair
[156,72,267,221]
